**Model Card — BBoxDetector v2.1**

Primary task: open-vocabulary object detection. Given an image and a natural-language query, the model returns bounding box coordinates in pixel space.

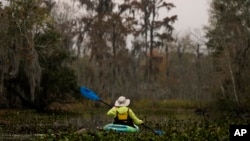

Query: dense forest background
[0,0,249,118]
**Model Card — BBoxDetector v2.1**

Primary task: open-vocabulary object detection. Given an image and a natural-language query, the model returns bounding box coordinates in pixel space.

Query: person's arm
[128,108,143,125]
[107,107,117,117]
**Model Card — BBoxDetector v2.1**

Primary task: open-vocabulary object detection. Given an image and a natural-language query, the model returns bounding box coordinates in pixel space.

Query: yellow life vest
[113,108,134,127]
[117,111,128,120]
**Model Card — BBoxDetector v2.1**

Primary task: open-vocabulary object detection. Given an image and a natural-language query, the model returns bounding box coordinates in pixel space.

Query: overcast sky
[51,0,210,34]
[50,0,211,50]
[1,0,211,33]
[166,0,211,34]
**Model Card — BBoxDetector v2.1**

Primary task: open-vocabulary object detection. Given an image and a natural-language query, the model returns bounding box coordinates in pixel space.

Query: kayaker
[107,96,144,127]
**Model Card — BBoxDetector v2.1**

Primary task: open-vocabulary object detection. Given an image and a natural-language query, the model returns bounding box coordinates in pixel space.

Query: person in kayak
[107,96,143,127]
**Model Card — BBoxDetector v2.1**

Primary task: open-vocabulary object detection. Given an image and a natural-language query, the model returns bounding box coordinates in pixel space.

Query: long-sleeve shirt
[107,106,143,125]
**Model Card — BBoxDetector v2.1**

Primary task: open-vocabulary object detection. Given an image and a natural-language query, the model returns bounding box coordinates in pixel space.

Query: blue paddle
[80,86,112,108]
[142,124,165,135]
[80,86,165,135]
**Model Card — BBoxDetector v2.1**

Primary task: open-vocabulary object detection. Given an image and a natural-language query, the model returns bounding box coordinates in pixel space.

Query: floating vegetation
[0,108,249,140]
[36,117,233,141]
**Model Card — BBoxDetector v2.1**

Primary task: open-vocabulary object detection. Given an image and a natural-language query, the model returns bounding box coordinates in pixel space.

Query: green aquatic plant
[36,117,233,141]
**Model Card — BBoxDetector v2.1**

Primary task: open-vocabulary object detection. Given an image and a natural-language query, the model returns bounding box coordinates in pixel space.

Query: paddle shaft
[142,124,160,135]
[99,99,112,108]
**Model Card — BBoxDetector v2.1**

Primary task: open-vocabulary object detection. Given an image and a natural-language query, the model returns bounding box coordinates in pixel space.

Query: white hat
[115,96,130,107]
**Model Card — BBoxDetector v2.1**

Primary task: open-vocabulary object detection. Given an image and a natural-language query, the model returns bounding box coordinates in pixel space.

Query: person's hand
[141,121,145,125]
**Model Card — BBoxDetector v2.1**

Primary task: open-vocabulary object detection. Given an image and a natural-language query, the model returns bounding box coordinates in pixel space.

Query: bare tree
[206,0,250,114]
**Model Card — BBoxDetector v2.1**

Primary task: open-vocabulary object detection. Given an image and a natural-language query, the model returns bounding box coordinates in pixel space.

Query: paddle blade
[154,130,165,135]
[142,124,165,135]
[80,86,100,101]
